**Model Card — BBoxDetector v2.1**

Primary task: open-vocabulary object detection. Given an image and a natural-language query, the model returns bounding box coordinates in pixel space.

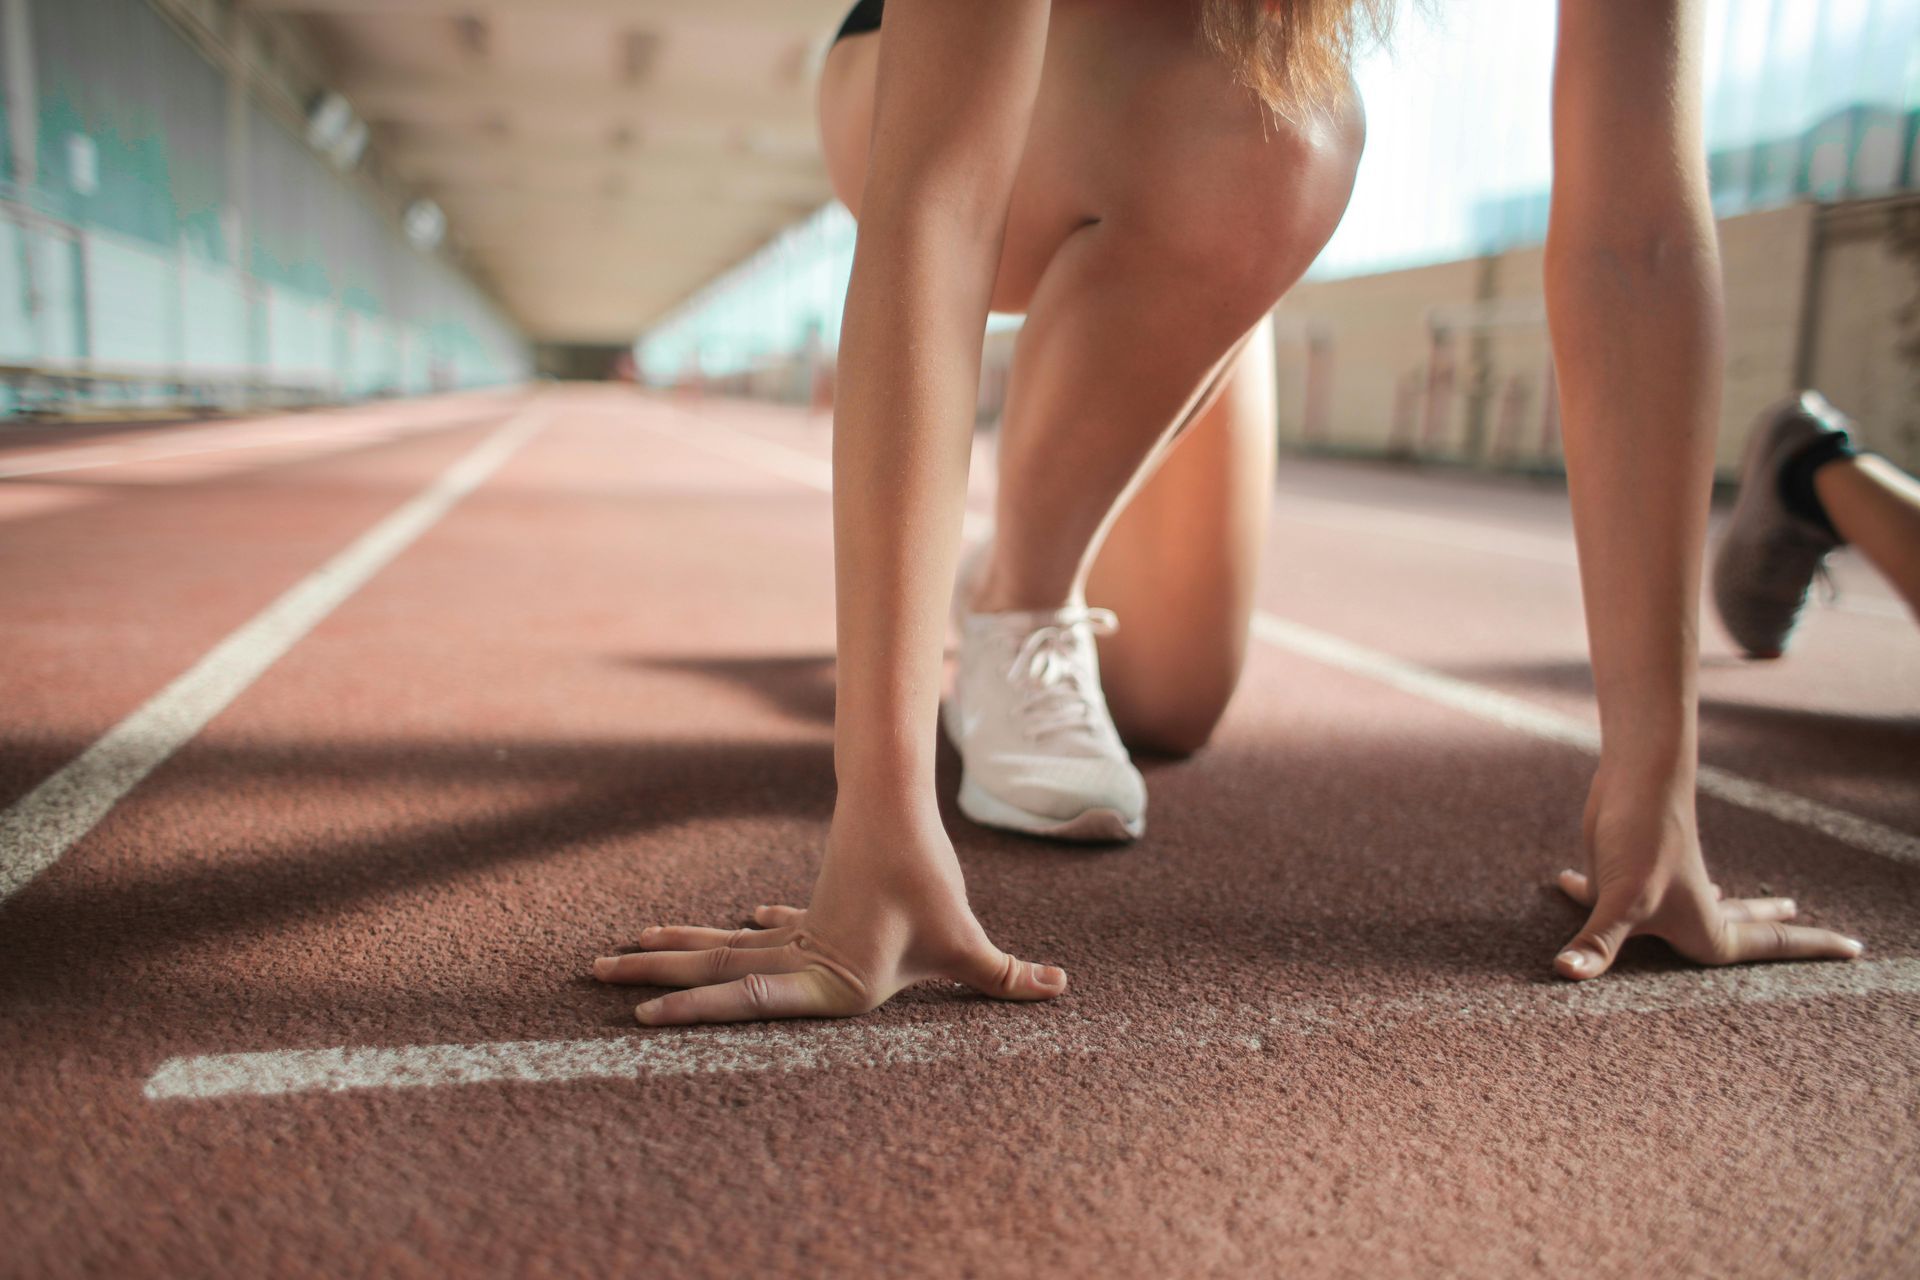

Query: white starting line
[0,397,510,480]
[146,957,1920,1101]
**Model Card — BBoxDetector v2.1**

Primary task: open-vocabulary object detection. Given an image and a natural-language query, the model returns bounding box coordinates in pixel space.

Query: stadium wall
[0,0,530,415]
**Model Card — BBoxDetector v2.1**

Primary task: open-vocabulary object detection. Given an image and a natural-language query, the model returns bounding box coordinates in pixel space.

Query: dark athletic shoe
[1710,391,1850,659]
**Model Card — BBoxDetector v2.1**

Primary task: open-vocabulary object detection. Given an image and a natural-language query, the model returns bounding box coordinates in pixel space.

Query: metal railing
[0,196,462,416]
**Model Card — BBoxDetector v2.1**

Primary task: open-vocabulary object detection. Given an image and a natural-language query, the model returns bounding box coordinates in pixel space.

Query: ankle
[970,560,1082,615]
[1779,430,1856,541]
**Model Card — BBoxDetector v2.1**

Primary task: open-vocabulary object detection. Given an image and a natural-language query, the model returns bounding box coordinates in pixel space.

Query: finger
[632,925,795,951]
[753,904,805,927]
[1555,869,1595,906]
[951,947,1069,1002]
[1555,906,1637,981]
[593,944,803,987]
[1716,897,1796,924]
[1710,882,1723,901]
[636,970,854,1025]
[1719,921,1864,964]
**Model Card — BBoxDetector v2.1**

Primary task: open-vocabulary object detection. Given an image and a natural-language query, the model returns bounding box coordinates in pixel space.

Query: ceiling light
[404,200,446,250]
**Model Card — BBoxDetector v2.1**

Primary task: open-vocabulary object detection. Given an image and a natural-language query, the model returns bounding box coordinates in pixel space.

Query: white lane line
[1277,495,1909,622]
[146,957,1920,1100]
[0,403,503,480]
[1290,954,1920,1031]
[1250,614,1920,867]
[645,408,1920,868]
[1278,497,1579,567]
[638,410,836,492]
[0,403,550,905]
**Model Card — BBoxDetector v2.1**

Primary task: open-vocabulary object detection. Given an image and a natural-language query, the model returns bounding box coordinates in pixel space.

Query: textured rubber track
[1,387,1915,1278]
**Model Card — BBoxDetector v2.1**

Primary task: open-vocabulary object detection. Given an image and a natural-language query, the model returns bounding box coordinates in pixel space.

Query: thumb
[954,946,1069,1002]
[1555,905,1636,981]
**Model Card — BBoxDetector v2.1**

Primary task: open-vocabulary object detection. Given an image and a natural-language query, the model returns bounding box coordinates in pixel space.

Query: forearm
[832,215,1002,799]
[827,0,1049,806]
[1545,0,1721,774]
[1547,226,1721,765]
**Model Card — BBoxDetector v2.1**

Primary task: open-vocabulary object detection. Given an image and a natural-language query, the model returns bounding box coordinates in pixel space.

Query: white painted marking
[0,404,549,904]
[639,412,835,492]
[655,407,1920,868]
[1279,496,1579,567]
[1278,495,1908,622]
[0,398,509,480]
[146,958,1920,1100]
[1818,592,1912,622]
[1250,613,1920,866]
[144,1017,1086,1101]
[1290,955,1920,1031]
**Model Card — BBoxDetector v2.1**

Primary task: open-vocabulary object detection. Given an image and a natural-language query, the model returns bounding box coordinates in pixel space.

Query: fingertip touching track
[2,387,1915,1277]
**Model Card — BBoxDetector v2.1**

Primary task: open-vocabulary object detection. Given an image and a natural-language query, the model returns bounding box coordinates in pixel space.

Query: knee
[1145,104,1364,320]
[1112,690,1232,758]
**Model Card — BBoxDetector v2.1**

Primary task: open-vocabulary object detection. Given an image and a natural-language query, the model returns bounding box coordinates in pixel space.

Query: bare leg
[977,220,1303,619]
[1087,323,1278,754]
[824,11,1352,724]
[965,5,1358,746]
[1816,454,1920,617]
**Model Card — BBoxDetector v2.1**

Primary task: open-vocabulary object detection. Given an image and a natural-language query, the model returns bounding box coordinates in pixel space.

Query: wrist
[832,744,943,832]
[1595,694,1696,772]
[835,743,936,798]
[1595,741,1697,796]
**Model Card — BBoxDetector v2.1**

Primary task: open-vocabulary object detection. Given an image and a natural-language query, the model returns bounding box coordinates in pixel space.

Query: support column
[2,0,41,379]
[2,0,36,193]
[225,9,259,401]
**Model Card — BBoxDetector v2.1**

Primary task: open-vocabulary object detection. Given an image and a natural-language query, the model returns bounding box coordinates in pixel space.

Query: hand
[590,804,1067,1024]
[1552,769,1864,980]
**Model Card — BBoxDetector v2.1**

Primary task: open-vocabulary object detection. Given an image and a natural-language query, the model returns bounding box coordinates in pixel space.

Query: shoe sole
[956,775,1144,843]
[942,699,1144,844]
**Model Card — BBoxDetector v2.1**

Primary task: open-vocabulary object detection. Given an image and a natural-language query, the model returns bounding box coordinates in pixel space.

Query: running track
[2,386,1915,1276]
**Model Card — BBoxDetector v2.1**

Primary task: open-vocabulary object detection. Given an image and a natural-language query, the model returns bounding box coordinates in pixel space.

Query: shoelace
[1003,608,1119,742]
[1812,560,1840,609]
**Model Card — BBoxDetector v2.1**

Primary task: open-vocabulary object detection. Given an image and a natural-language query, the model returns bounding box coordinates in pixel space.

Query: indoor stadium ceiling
[242,0,849,343]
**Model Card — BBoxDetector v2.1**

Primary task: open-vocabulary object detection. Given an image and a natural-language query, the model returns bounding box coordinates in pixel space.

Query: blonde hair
[1199,0,1393,120]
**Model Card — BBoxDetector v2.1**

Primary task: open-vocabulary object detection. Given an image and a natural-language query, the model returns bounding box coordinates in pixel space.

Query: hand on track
[591,811,1066,1024]
[1552,772,1864,980]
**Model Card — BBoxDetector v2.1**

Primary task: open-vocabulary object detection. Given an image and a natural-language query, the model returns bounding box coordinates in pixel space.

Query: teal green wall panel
[1,0,529,405]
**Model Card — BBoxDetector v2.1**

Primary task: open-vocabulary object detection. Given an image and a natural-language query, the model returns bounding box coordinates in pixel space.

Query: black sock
[1777,430,1857,541]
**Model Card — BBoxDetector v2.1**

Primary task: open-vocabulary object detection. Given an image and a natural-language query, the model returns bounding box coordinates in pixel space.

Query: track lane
[0,395,529,813]
[1,390,1914,1278]
[0,403,548,900]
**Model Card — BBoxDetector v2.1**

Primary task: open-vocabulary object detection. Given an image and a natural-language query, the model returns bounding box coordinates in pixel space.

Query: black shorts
[835,0,883,42]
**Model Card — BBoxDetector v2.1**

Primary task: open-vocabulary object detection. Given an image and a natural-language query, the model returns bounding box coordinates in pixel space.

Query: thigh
[816,19,1100,315]
[1085,320,1277,755]
[822,0,1363,292]
[817,33,879,214]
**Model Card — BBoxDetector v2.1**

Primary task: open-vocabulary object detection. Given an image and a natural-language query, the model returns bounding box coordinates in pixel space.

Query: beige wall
[1267,201,1875,475]
[747,194,1920,477]
[1805,196,1920,465]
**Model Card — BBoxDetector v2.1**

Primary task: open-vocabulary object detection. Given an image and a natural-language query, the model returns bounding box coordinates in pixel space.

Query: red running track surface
[2,386,1916,1277]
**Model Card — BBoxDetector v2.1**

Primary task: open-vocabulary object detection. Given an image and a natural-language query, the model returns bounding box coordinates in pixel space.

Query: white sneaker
[943,593,1148,843]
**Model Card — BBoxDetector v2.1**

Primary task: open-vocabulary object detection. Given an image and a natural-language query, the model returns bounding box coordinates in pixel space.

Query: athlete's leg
[1818,454,1920,617]
[1085,324,1278,754]
[974,28,1358,624]
[820,12,1350,764]
[966,7,1357,767]
[824,6,1354,760]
